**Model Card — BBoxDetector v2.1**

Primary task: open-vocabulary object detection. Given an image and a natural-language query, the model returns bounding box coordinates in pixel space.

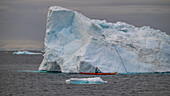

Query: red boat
[80,72,117,75]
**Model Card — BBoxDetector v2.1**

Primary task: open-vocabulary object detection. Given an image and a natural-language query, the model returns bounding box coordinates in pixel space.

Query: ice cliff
[39,6,170,73]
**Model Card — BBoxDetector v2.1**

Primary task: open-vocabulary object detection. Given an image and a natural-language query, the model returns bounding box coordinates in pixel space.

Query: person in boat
[95,67,102,73]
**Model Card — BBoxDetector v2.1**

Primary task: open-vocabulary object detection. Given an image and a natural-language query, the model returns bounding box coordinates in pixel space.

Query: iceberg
[66,77,107,84]
[13,51,42,55]
[39,6,170,73]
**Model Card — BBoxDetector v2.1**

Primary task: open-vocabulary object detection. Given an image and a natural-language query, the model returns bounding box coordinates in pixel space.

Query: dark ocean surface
[0,51,170,96]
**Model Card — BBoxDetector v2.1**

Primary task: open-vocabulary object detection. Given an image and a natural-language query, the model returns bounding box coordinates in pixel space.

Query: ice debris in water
[39,6,170,73]
[13,51,42,55]
[66,77,107,84]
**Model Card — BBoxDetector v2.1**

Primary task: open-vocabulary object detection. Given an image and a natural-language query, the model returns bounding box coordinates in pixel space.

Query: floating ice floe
[39,6,170,73]
[13,51,42,55]
[66,77,107,84]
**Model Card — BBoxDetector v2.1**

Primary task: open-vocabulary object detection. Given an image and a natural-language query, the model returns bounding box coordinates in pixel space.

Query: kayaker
[95,67,102,73]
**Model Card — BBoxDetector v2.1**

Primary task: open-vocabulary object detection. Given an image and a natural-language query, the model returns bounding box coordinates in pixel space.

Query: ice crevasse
[39,6,170,73]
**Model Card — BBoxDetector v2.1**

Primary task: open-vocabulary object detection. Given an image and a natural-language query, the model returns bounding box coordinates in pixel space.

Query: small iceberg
[66,77,107,84]
[13,51,42,55]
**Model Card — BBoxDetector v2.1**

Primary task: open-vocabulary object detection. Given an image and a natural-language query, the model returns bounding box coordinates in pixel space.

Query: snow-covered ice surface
[39,6,170,73]
[66,77,107,84]
[13,51,42,55]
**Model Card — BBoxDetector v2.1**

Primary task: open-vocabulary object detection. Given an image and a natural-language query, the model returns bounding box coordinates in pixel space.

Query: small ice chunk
[66,77,107,84]
[13,51,42,55]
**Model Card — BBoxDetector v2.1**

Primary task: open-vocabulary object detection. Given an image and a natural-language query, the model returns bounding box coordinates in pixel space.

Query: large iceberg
[39,6,170,73]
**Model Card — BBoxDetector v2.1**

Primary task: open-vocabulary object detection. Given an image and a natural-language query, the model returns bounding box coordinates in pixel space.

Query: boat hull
[80,72,117,75]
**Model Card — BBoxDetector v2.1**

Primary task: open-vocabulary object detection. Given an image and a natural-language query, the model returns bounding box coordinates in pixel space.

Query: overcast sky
[0,0,170,50]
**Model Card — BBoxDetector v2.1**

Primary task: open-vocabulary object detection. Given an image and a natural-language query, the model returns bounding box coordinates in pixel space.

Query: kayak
[80,72,117,75]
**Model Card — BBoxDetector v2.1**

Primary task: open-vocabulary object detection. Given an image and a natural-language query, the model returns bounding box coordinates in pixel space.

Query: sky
[0,0,170,50]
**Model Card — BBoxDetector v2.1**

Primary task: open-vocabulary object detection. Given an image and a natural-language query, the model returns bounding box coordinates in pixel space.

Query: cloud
[71,5,170,16]
[0,40,43,51]
[0,5,13,13]
[0,41,7,47]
